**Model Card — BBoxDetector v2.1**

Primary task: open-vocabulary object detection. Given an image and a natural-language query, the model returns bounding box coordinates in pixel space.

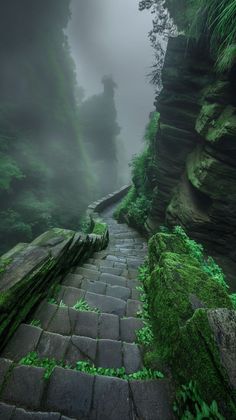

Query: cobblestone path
[0,204,172,419]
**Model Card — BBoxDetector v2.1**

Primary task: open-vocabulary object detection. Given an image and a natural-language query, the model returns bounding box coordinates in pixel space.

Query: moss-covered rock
[144,231,236,417]
[174,308,236,417]
[187,146,236,200]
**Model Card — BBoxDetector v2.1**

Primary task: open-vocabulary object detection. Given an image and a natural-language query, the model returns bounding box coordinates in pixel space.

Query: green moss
[142,228,236,417]
[174,309,236,416]
[92,222,107,236]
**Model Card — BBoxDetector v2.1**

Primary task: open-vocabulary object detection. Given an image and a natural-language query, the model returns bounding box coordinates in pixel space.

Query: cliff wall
[147,35,236,287]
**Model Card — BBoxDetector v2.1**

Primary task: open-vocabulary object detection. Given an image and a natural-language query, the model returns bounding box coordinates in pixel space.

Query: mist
[0,0,156,256]
[67,0,155,167]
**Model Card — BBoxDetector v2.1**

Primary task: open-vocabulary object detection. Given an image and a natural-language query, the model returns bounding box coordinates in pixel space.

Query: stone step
[57,286,141,317]
[85,291,126,317]
[80,279,132,301]
[74,267,100,280]
[0,402,75,419]
[33,302,144,342]
[1,326,142,373]
[0,361,173,419]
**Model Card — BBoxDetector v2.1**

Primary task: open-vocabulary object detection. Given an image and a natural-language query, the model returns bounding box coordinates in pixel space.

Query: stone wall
[0,186,129,352]
[147,35,236,286]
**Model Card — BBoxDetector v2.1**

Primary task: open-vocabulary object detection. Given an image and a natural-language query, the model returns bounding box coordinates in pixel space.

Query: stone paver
[91,376,130,420]
[100,272,127,287]
[85,292,126,317]
[99,313,120,340]
[74,310,99,339]
[97,339,122,368]
[66,336,97,365]
[2,324,42,361]
[2,366,45,409]
[37,331,70,360]
[45,368,94,418]
[120,317,144,343]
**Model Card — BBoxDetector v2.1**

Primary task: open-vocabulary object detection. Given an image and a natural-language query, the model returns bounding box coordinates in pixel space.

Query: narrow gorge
[0,0,236,419]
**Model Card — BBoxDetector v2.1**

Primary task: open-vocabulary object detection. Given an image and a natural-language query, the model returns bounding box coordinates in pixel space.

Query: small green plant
[19,352,164,381]
[136,265,155,347]
[47,297,58,305]
[20,352,71,380]
[59,300,67,308]
[73,299,100,313]
[173,226,228,290]
[173,381,225,419]
[136,324,154,347]
[30,320,41,328]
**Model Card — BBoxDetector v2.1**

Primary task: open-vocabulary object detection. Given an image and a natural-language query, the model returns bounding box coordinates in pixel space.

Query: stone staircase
[0,204,173,419]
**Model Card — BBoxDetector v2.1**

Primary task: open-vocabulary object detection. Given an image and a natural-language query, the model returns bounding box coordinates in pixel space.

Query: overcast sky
[67,0,155,161]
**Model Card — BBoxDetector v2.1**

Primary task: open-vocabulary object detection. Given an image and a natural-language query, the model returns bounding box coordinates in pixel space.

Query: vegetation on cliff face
[0,0,93,255]
[114,112,159,231]
[165,0,236,72]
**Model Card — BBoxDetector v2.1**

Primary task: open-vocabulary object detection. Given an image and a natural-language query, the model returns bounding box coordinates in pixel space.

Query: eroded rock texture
[148,35,236,285]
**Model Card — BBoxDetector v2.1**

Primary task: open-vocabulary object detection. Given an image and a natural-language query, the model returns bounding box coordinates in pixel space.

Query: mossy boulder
[196,103,236,150]
[0,224,108,352]
[145,232,236,416]
[174,308,236,417]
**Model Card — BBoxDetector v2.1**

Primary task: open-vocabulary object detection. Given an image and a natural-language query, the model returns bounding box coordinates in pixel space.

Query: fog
[0,0,156,255]
[67,0,155,163]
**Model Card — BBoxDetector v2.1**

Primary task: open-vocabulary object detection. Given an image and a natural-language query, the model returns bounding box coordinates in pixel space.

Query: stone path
[0,204,173,419]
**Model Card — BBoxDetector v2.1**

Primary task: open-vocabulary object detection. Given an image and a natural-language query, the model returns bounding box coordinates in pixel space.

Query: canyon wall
[147,35,236,287]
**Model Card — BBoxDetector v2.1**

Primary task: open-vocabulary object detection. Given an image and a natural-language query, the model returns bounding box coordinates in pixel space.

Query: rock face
[147,35,236,286]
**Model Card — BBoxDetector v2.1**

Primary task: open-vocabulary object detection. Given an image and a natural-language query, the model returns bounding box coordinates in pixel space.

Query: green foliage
[0,154,25,191]
[59,300,67,308]
[114,112,159,229]
[145,112,160,145]
[30,320,41,328]
[173,226,228,290]
[0,1,92,255]
[167,0,236,72]
[19,352,164,380]
[216,44,236,72]
[173,381,225,419]
[136,266,155,347]
[73,299,100,313]
[136,324,154,347]
[20,352,71,380]
[92,222,107,236]
[230,293,236,309]
[47,297,57,305]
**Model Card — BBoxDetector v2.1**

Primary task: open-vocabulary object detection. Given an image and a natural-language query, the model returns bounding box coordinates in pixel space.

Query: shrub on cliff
[114,112,159,231]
